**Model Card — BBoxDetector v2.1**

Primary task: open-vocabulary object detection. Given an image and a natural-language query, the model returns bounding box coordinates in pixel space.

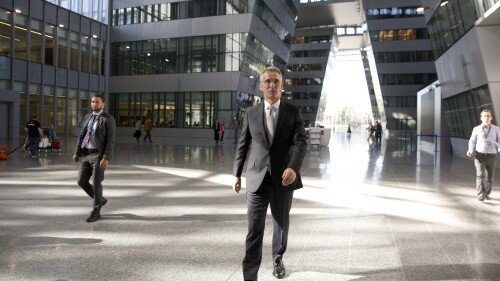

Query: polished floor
[1,131,500,281]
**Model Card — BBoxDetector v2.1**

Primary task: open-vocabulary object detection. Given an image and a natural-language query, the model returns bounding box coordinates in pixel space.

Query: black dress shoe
[479,195,485,201]
[485,195,491,200]
[101,198,108,207]
[86,208,101,222]
[273,260,285,279]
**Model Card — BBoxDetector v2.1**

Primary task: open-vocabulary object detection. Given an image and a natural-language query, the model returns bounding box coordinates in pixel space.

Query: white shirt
[469,123,500,154]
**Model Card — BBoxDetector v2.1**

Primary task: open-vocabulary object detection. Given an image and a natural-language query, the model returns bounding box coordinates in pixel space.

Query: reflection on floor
[1,132,500,281]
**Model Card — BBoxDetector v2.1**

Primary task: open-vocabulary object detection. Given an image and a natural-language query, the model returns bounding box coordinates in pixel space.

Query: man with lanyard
[73,95,116,222]
[467,109,500,201]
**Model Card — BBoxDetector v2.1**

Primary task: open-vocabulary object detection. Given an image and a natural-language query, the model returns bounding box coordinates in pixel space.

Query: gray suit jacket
[233,101,307,193]
[75,112,116,160]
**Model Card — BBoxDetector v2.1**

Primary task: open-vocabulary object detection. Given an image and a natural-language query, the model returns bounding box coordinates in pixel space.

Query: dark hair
[93,94,105,103]
[32,114,38,119]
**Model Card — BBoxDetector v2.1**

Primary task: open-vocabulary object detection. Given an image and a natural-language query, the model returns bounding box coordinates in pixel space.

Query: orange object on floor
[0,145,7,160]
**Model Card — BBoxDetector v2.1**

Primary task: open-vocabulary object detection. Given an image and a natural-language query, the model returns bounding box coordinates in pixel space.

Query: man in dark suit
[233,66,307,280]
[73,94,116,222]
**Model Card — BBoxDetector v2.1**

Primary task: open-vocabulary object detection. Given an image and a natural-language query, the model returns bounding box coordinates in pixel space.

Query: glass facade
[428,0,499,59]
[443,84,493,139]
[47,0,108,23]
[366,7,424,20]
[369,28,428,42]
[383,96,417,108]
[0,2,107,136]
[112,0,293,44]
[109,91,230,129]
[111,33,285,79]
[374,51,434,63]
[378,73,438,86]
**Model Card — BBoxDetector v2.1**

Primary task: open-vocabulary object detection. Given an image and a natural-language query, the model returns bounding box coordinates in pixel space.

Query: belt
[83,148,99,155]
[476,152,496,155]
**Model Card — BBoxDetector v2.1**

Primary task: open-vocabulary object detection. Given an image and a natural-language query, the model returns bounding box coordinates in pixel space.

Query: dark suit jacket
[75,112,116,160]
[234,101,307,192]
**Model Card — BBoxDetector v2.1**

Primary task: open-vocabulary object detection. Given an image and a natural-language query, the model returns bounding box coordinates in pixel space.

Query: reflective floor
[1,132,500,281]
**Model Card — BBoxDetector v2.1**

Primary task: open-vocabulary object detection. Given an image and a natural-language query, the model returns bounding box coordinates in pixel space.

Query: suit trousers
[77,152,105,208]
[475,152,497,197]
[242,173,294,281]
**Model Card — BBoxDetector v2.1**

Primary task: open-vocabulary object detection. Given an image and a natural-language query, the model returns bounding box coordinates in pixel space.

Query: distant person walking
[143,117,153,143]
[134,117,143,142]
[467,109,500,201]
[214,119,220,144]
[375,121,382,142]
[24,114,44,157]
[230,116,240,144]
[219,121,225,143]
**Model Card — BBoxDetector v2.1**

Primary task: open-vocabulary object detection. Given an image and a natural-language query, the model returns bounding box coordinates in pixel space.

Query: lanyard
[483,125,492,139]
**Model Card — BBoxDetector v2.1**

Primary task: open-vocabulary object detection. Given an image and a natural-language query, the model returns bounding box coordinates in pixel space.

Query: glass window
[0,9,11,57]
[70,31,79,71]
[30,19,43,63]
[82,0,91,18]
[60,0,70,9]
[68,88,77,133]
[29,84,41,122]
[45,24,56,65]
[56,87,66,135]
[81,34,90,72]
[14,14,28,60]
[58,28,68,68]
[43,86,54,129]
[71,0,80,13]
[91,37,99,74]
[190,92,203,127]
[92,0,100,21]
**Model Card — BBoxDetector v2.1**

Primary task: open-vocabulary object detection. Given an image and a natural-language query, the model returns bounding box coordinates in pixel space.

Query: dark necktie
[81,115,98,148]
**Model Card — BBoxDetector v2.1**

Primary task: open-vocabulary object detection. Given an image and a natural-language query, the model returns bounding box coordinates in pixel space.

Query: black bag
[133,131,140,138]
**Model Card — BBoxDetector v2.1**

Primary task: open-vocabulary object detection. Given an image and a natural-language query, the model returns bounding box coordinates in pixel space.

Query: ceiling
[296,0,365,50]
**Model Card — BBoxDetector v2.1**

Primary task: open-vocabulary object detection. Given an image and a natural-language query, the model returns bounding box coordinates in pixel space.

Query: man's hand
[282,168,297,186]
[100,158,109,169]
[466,150,473,158]
[233,177,241,193]
[72,154,79,162]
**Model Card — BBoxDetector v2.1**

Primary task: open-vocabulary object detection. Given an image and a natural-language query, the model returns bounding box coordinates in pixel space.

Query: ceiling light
[440,1,448,6]
[58,24,64,28]
[14,9,21,13]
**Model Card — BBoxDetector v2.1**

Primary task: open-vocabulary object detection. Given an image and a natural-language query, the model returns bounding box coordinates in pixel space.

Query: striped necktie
[81,115,98,148]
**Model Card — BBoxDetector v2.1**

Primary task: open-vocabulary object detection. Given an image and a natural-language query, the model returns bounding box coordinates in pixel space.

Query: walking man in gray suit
[233,66,307,280]
[73,94,116,222]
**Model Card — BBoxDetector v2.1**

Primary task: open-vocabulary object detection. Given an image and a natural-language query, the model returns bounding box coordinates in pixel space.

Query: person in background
[230,116,240,144]
[73,95,116,222]
[467,109,500,201]
[375,121,382,143]
[24,114,44,157]
[134,117,143,142]
[233,66,307,280]
[219,121,225,143]
[143,117,153,143]
[214,119,220,144]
